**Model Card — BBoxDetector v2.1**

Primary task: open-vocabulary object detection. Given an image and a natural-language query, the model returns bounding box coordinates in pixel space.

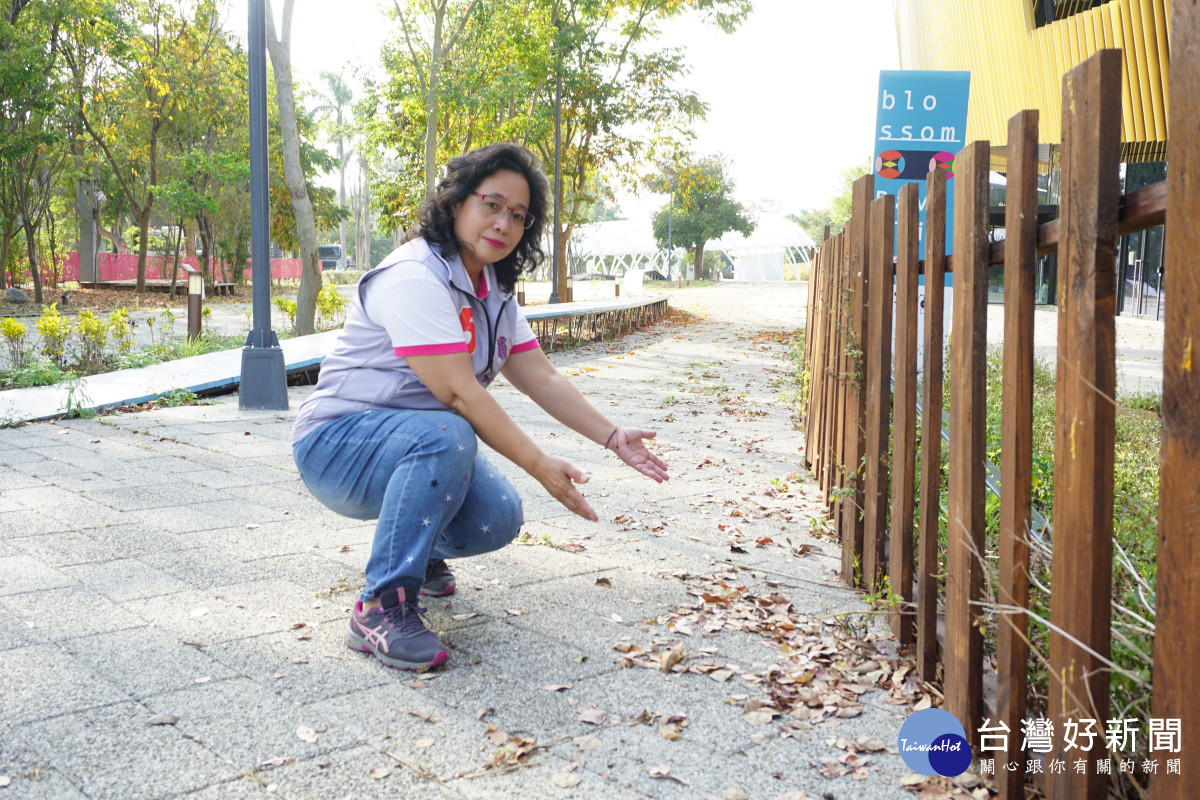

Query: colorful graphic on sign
[873,70,970,258]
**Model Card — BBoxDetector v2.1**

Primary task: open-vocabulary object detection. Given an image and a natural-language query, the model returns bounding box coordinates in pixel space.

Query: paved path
[0,283,979,800]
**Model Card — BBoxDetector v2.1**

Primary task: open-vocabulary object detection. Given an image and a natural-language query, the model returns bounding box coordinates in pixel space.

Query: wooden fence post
[822,233,846,502]
[945,139,990,748]
[862,194,894,592]
[889,182,920,642]
[916,169,947,682]
[997,108,1039,800]
[803,244,818,439]
[1047,49,1121,800]
[831,233,851,516]
[840,176,873,587]
[1150,0,1200,796]
[820,234,841,495]
[806,236,830,479]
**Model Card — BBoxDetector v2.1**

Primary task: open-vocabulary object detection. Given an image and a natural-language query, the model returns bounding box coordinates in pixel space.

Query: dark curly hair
[406,143,549,295]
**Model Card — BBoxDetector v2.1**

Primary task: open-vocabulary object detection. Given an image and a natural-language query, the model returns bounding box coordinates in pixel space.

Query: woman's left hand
[608,428,669,483]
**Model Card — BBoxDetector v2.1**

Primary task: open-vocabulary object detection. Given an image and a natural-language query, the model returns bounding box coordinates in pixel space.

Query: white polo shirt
[292,238,539,444]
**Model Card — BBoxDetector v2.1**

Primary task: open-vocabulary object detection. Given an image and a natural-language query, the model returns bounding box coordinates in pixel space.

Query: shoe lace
[383,598,430,636]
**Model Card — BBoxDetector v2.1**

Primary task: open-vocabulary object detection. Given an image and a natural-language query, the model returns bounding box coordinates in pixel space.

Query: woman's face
[452,169,531,274]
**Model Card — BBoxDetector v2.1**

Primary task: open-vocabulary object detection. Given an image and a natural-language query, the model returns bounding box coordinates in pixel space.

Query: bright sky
[228,0,899,218]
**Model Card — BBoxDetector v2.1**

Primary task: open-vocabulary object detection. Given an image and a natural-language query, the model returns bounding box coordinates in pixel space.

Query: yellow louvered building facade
[894,0,1170,163]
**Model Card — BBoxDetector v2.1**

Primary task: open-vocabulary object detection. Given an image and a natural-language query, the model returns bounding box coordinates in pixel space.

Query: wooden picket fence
[801,9,1197,800]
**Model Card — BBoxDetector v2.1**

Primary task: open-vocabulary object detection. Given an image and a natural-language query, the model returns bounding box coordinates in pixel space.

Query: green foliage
[1,316,29,369]
[316,285,347,330]
[153,388,198,407]
[60,373,92,418]
[273,296,298,331]
[74,310,108,373]
[1,357,71,390]
[107,309,136,353]
[323,269,365,286]
[789,158,874,244]
[35,303,70,367]
[650,154,754,280]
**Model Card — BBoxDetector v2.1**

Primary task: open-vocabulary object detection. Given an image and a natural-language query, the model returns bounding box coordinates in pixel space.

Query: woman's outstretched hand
[608,428,669,483]
[533,454,599,521]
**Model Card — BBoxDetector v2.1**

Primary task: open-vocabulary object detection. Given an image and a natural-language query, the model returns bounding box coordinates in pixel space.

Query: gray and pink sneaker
[420,559,456,597]
[345,586,448,671]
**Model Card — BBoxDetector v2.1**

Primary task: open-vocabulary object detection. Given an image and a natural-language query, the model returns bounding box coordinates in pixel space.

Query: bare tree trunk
[98,213,127,254]
[337,141,347,268]
[693,241,706,281]
[136,205,151,292]
[393,0,479,194]
[0,219,16,289]
[169,219,183,297]
[266,0,321,335]
[357,154,371,269]
[23,224,44,305]
[423,3,443,195]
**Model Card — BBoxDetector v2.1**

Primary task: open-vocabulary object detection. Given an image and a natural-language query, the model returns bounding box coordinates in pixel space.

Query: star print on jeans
[457,444,465,453]
[430,479,438,487]
[481,524,491,534]
[444,494,453,502]
[422,518,431,527]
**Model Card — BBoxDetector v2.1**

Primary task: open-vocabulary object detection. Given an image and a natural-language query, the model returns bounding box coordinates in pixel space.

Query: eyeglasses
[472,192,535,230]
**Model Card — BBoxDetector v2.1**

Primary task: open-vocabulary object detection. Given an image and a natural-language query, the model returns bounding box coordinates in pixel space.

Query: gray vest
[292,239,523,443]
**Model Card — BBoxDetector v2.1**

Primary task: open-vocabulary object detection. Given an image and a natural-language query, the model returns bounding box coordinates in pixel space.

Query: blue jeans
[293,409,524,601]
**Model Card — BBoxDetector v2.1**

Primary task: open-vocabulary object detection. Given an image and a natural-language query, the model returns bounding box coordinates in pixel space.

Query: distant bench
[212,283,237,297]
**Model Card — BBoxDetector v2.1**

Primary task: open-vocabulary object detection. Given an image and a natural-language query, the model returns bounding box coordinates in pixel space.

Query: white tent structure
[563,213,815,281]
[567,219,675,278]
[708,213,816,281]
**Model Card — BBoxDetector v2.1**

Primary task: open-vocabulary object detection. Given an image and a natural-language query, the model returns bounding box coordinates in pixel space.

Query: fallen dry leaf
[506,609,530,616]
[551,772,582,788]
[647,764,690,785]
[659,724,682,741]
[414,738,435,748]
[452,612,479,621]
[724,788,749,800]
[741,709,776,726]
[147,714,178,726]
[368,767,391,780]
[484,724,509,746]
[574,735,602,750]
[659,646,686,673]
[595,577,612,588]
[577,708,608,726]
[296,726,319,743]
[542,683,573,692]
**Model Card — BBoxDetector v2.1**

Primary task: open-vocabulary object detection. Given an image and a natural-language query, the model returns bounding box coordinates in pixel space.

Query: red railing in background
[58,252,305,284]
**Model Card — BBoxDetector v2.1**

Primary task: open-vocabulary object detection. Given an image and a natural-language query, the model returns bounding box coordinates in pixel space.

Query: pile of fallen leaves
[614,572,997,799]
[1,284,250,318]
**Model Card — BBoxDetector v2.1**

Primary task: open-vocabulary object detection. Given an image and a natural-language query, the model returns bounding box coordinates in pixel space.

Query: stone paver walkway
[1,283,982,800]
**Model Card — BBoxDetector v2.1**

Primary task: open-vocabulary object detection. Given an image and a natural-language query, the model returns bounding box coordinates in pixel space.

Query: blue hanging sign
[873,70,970,259]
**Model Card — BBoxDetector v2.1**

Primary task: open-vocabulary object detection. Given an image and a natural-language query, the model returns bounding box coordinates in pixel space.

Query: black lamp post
[239,0,288,409]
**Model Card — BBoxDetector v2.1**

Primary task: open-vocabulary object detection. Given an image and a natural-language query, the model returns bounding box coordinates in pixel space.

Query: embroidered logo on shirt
[497,335,510,362]
[459,307,477,354]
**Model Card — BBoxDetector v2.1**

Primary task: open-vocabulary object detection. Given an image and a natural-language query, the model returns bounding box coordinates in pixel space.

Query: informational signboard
[873,70,970,371]
[873,70,970,257]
